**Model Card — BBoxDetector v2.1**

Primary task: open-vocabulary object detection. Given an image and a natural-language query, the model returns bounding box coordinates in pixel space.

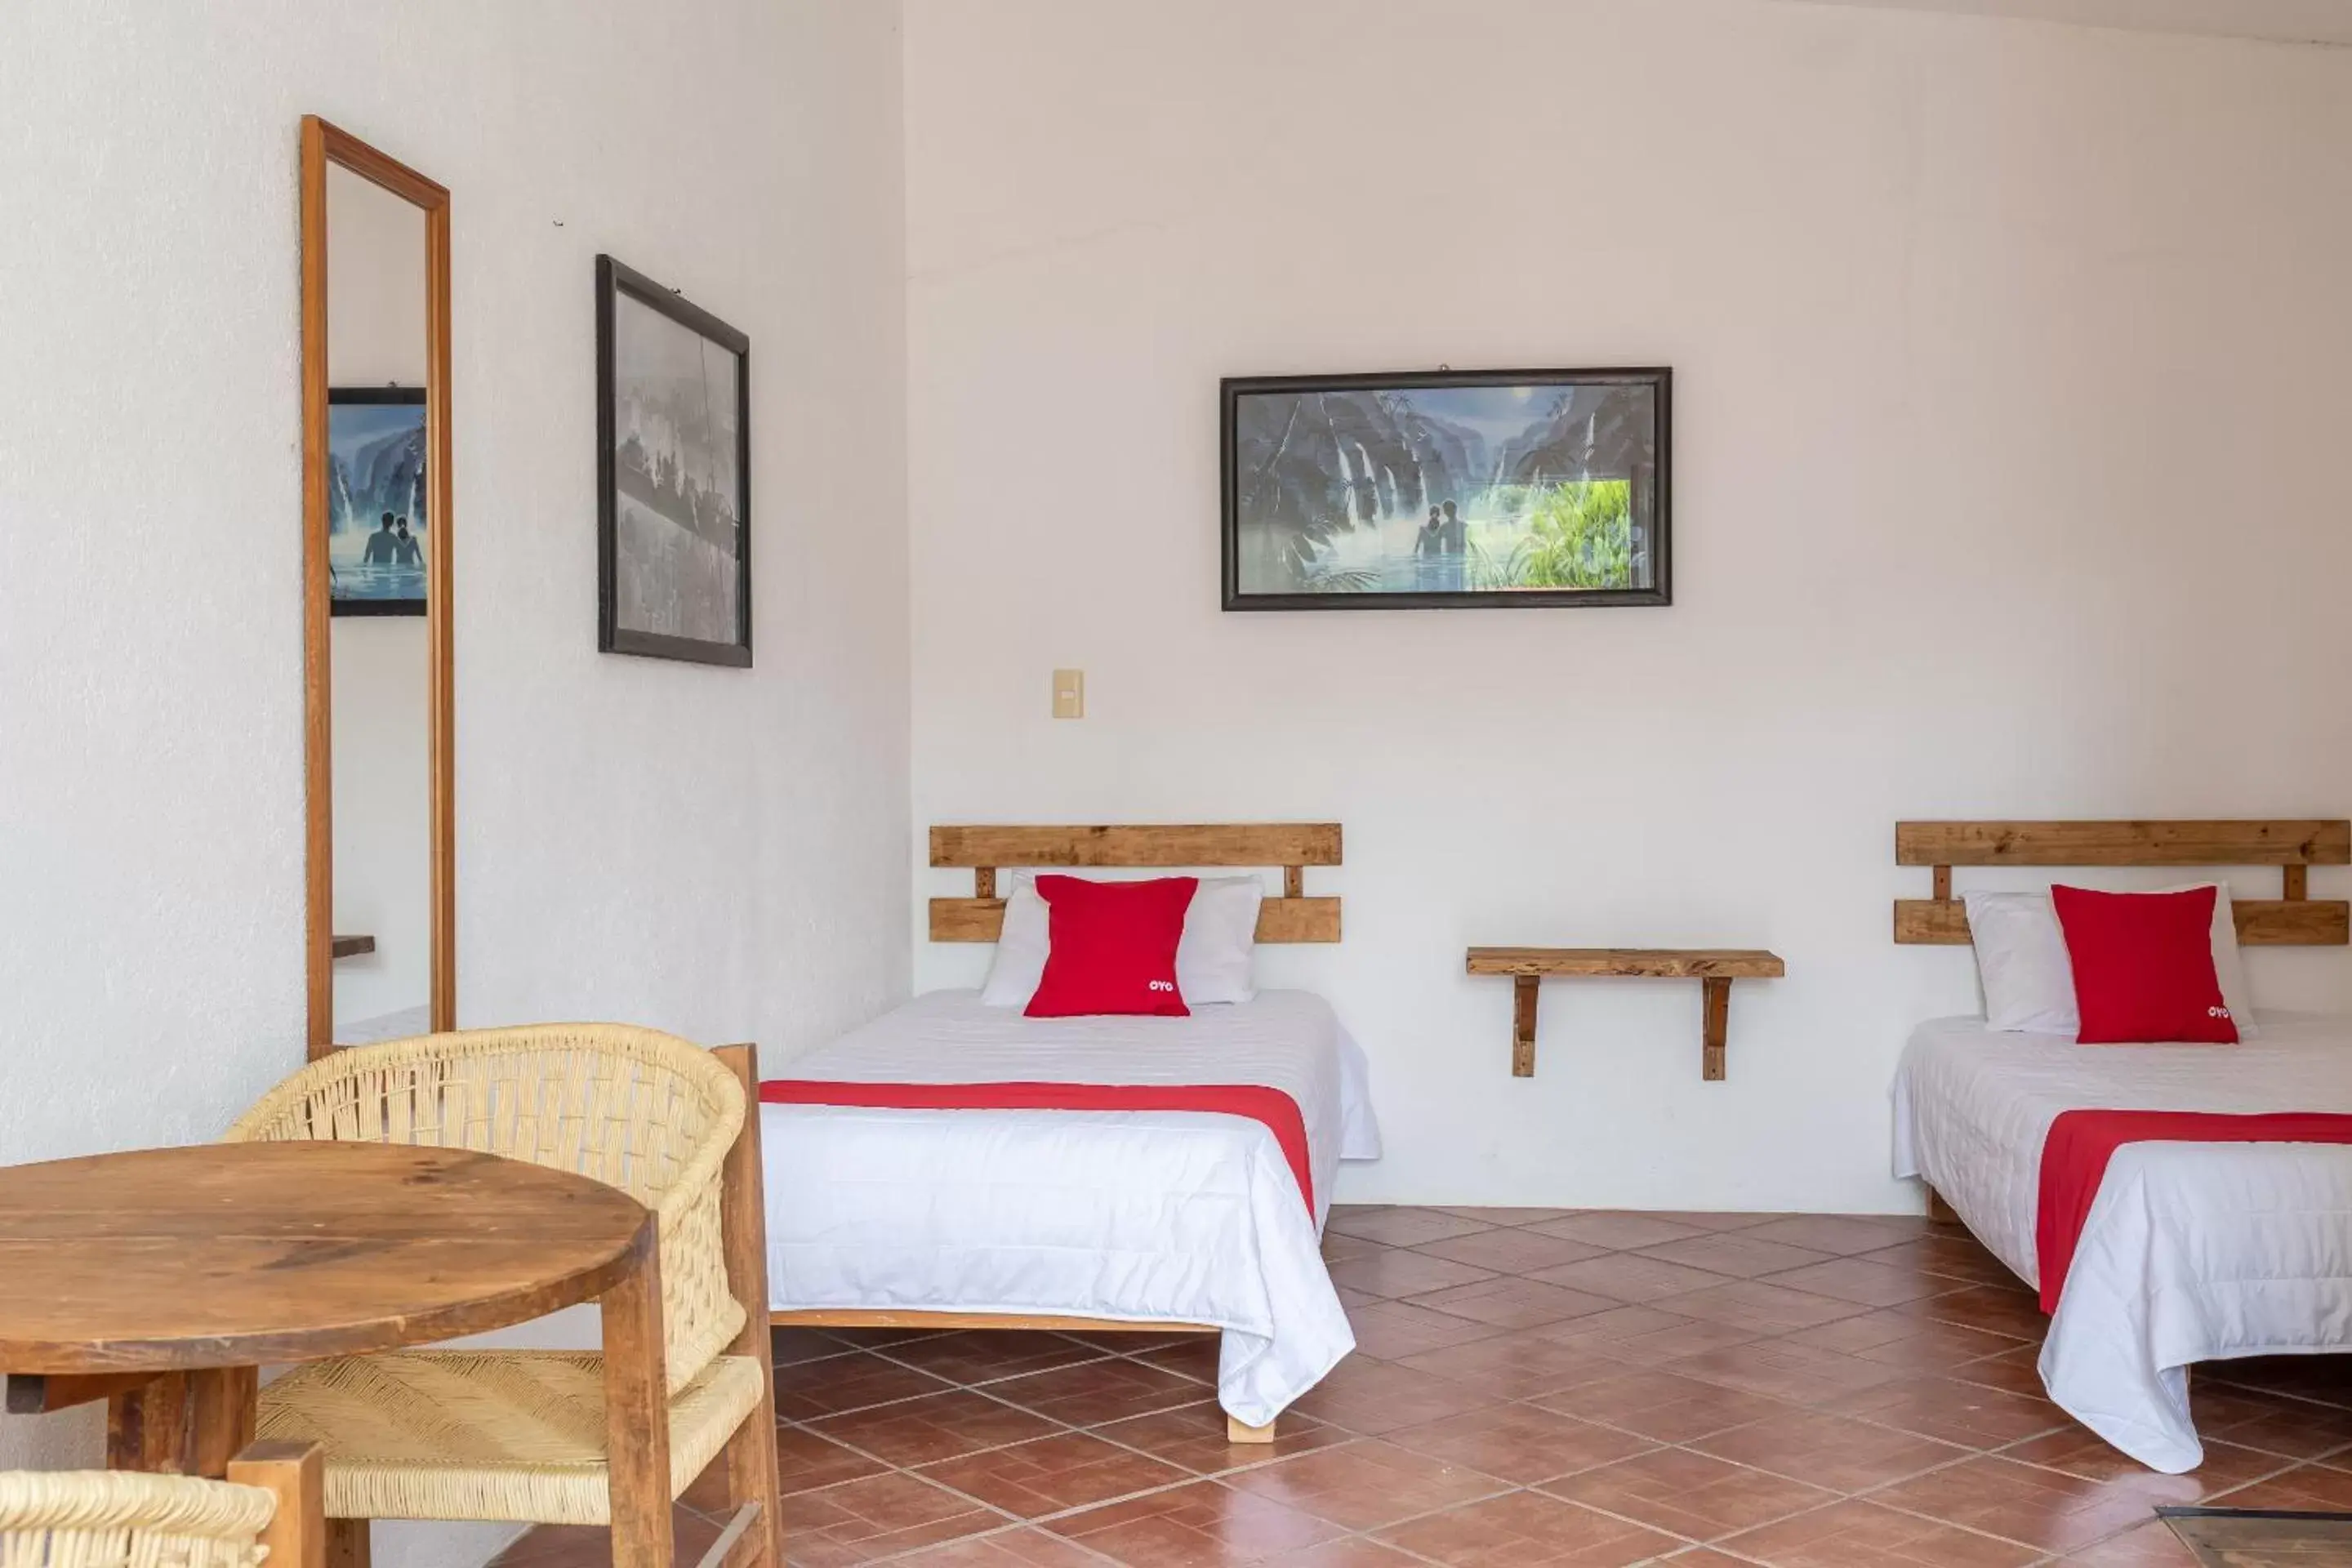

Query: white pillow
[977,876,1053,1007]
[1962,890,2078,1034]
[1176,876,1264,1004]
[978,873,1263,1008]
[1962,883,2256,1037]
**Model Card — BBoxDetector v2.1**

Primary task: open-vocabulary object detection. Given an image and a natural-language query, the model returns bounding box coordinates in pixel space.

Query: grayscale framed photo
[328,387,428,617]
[1222,368,1670,610]
[596,254,751,666]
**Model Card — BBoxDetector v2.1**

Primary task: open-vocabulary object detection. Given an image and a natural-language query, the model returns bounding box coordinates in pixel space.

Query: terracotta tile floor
[484,1206,2352,1566]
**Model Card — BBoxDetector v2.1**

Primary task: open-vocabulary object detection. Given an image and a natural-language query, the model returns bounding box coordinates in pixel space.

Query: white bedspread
[760,989,1379,1427]
[1892,1012,2352,1472]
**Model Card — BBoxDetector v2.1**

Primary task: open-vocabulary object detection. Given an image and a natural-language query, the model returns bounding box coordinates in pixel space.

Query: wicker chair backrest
[227,1024,746,1392]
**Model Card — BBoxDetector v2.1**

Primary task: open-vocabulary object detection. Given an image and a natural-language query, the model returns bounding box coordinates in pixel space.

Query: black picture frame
[328,386,429,618]
[595,254,753,666]
[1221,367,1672,611]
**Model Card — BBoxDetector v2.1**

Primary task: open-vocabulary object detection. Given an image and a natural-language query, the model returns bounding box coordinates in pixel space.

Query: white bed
[760,987,1379,1429]
[1893,1011,2352,1472]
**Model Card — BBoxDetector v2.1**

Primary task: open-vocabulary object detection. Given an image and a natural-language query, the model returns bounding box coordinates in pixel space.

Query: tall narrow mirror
[301,118,454,1057]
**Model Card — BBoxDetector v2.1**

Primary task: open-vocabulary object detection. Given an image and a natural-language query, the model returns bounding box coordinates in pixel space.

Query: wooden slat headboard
[1895,819,2350,946]
[929,823,1342,943]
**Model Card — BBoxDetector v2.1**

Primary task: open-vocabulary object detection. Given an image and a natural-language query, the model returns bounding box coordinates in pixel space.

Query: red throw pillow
[2050,884,2238,1045]
[1023,875,1198,1018]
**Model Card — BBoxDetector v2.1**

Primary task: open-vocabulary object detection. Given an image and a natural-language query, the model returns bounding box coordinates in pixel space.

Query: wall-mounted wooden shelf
[1465,947,1786,1081]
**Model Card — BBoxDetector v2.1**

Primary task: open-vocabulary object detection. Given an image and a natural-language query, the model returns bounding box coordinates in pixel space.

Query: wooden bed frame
[1897,818,2350,1234]
[1895,818,2350,947]
[772,822,1344,1444]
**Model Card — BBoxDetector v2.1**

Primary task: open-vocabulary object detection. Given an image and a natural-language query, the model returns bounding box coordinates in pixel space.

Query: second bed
[1891,817,2352,1473]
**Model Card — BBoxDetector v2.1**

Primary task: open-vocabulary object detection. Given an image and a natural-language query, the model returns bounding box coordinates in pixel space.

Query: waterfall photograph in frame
[595,254,752,666]
[1222,368,1671,610]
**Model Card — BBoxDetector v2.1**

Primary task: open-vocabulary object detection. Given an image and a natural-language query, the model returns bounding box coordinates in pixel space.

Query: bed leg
[1927,1186,1959,1227]
[1227,1414,1276,1445]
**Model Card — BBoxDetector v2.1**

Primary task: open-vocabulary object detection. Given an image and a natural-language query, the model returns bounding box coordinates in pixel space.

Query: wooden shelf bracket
[1468,948,1786,1082]
[1512,974,1540,1077]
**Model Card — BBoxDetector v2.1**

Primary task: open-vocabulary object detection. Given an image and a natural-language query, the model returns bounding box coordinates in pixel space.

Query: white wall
[0,0,910,1528]
[903,0,2352,1212]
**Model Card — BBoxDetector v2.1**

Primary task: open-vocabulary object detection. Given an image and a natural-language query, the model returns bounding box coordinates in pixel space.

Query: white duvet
[1893,1012,2352,1472]
[760,989,1379,1428]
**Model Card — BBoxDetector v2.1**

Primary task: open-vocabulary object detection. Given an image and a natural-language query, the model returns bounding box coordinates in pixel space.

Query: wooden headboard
[929,823,1341,942]
[1895,819,2351,946]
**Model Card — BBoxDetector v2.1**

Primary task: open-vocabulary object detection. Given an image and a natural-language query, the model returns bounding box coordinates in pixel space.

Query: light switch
[1052,669,1085,719]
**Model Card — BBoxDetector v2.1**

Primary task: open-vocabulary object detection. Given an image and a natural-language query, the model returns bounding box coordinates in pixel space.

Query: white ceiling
[1795,0,2352,47]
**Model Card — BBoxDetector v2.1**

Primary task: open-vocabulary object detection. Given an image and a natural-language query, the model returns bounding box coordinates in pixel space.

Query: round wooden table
[0,1141,653,1477]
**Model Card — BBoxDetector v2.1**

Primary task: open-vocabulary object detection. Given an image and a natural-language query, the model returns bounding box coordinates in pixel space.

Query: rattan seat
[257,1350,765,1526]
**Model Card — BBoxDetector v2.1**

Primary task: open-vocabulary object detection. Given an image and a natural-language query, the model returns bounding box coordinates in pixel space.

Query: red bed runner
[759,1079,1316,1210]
[2036,1109,2352,1312]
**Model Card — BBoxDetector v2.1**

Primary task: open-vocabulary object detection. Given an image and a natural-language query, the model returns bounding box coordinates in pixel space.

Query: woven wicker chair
[0,1444,321,1568]
[226,1027,780,1568]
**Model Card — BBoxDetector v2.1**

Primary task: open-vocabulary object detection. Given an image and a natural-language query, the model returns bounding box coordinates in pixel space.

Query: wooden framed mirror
[301,117,455,1058]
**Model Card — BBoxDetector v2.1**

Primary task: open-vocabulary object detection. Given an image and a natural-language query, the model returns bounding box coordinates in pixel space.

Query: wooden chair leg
[712,1045,781,1568]
[229,1441,325,1568]
[601,1220,674,1568]
[720,1412,782,1568]
[323,1518,370,1568]
[1227,1414,1276,1445]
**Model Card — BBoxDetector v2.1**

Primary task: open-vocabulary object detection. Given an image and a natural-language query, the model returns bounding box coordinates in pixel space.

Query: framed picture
[596,254,751,666]
[1222,368,1671,611]
[328,387,428,617]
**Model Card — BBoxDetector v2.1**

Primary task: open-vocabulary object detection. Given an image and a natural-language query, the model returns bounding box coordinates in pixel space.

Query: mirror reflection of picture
[327,386,428,617]
[1222,368,1671,611]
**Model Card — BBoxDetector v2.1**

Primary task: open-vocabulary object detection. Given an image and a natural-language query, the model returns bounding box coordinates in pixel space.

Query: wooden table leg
[190,1366,260,1477]
[107,1373,182,1471]
[106,1365,257,1477]
[602,1219,673,1568]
